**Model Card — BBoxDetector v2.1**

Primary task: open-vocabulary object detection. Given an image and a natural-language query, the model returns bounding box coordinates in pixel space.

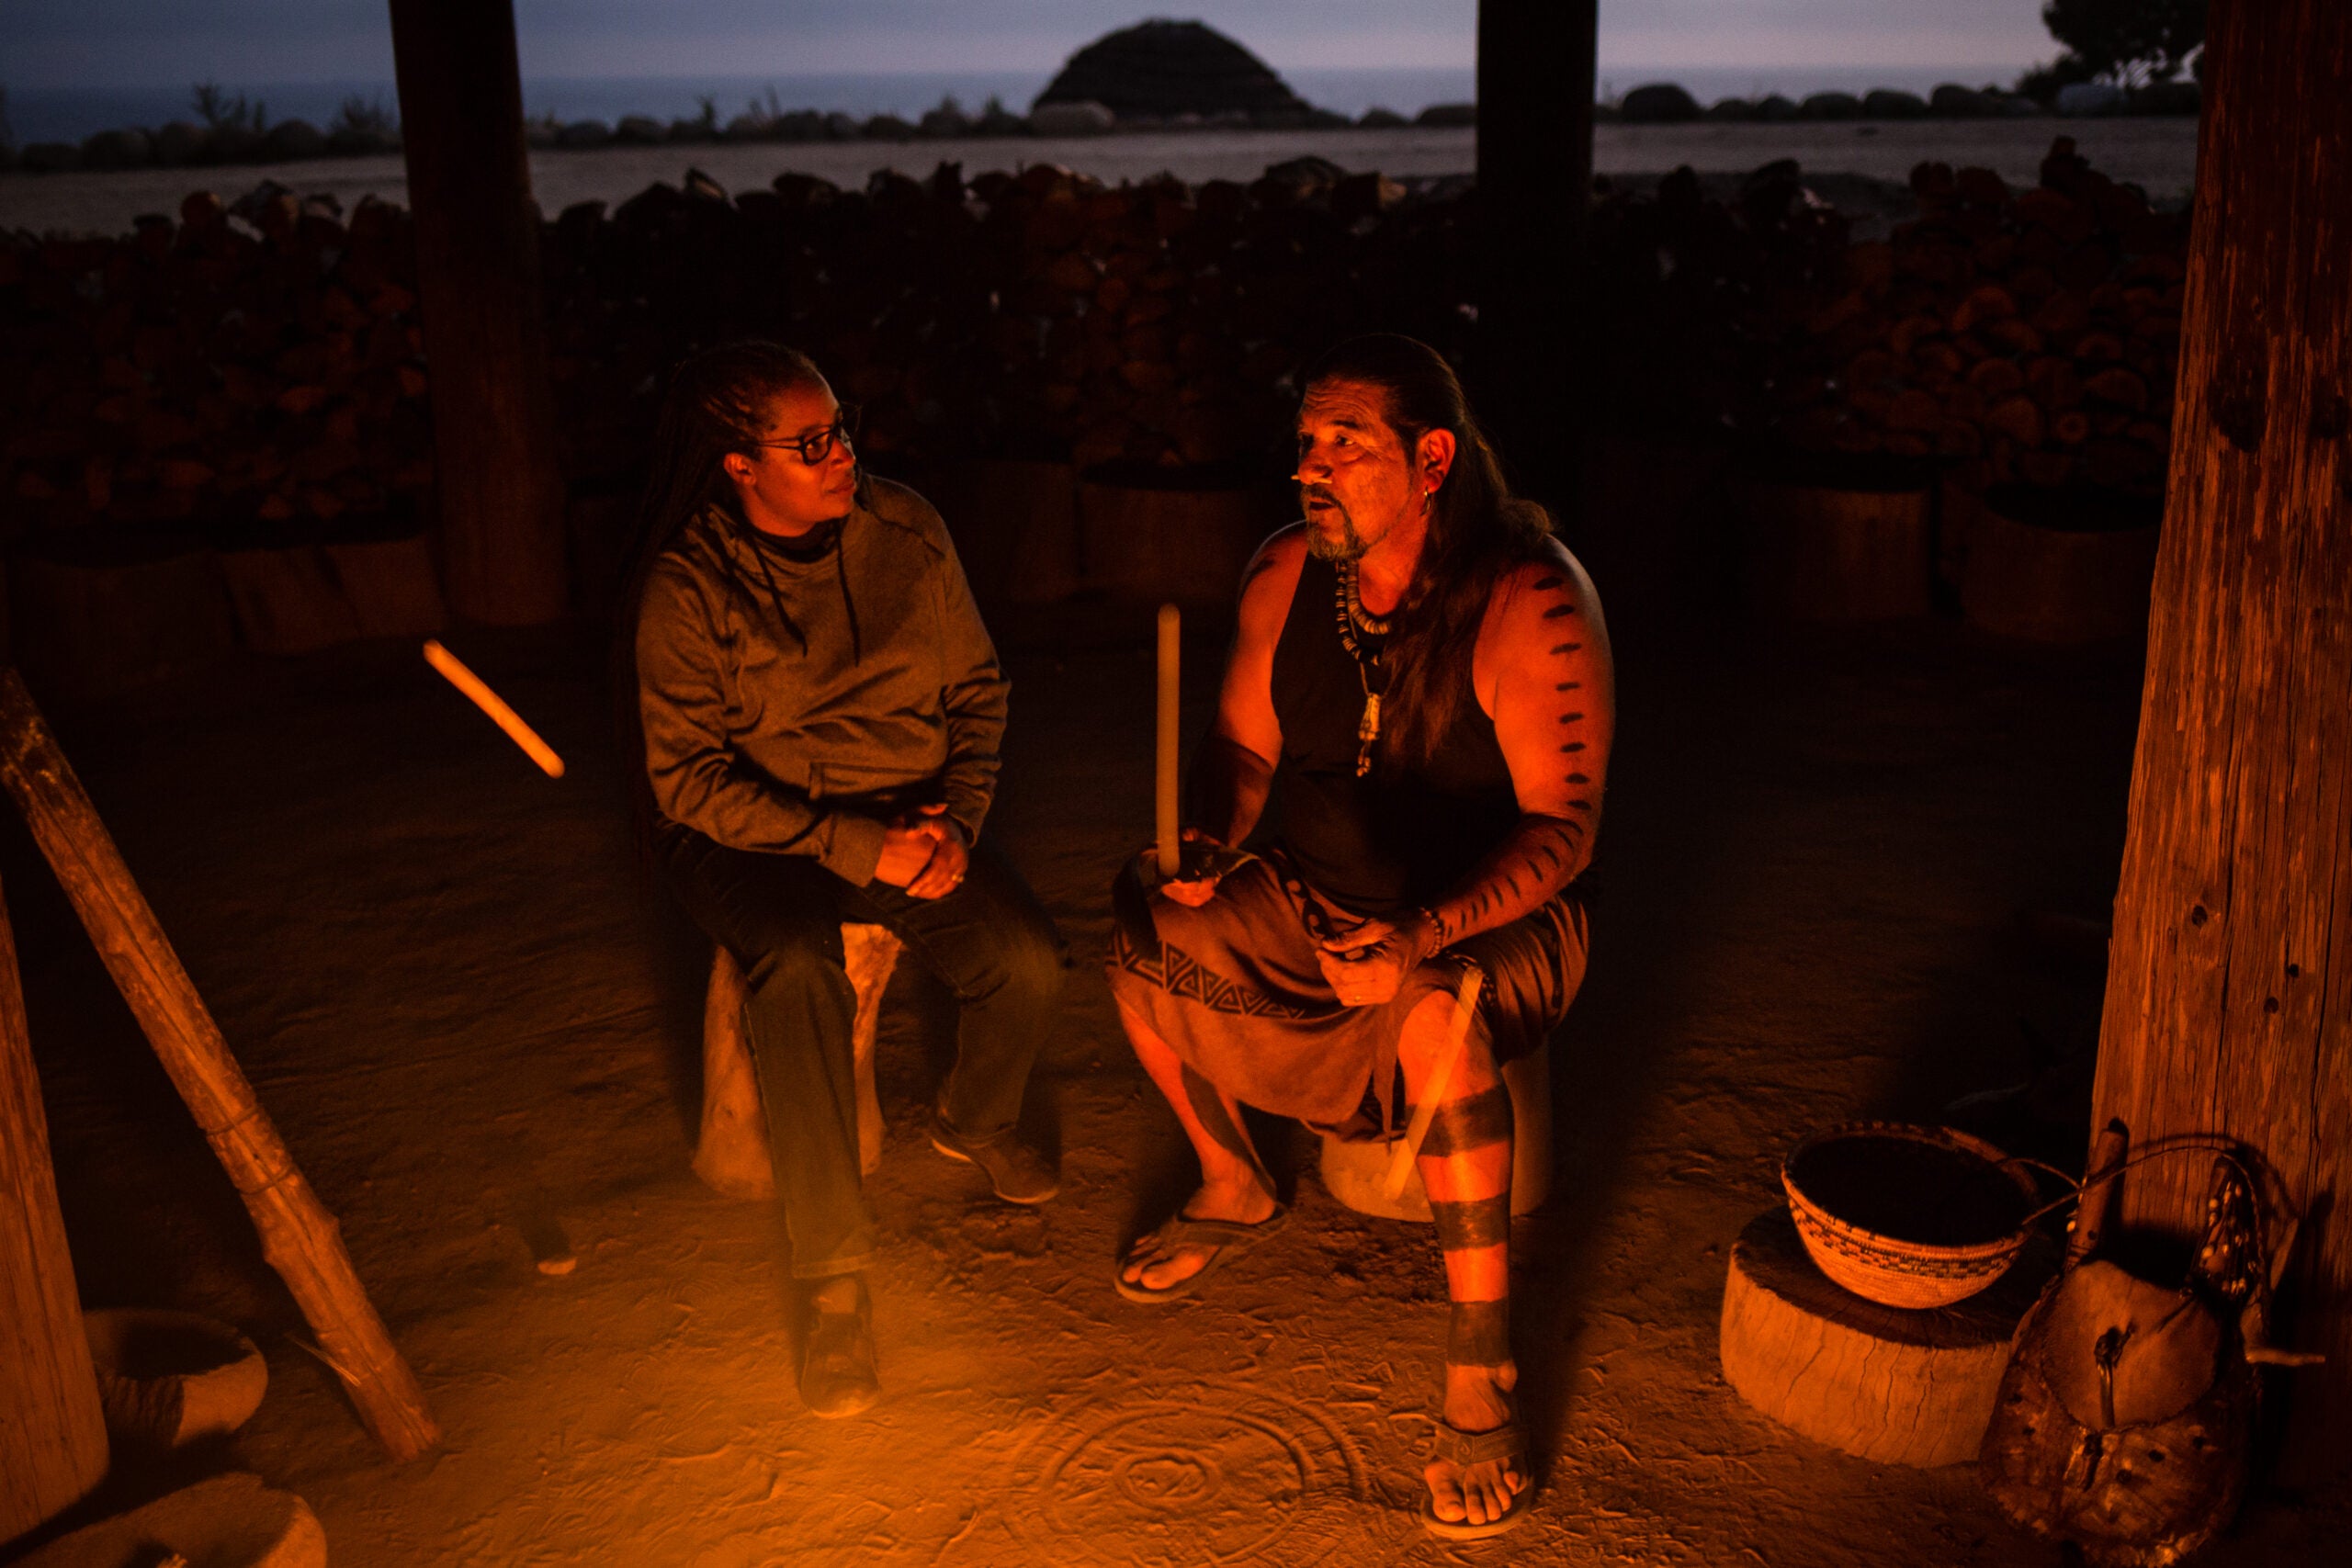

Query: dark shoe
[797,1275,879,1419]
[930,1111,1060,1205]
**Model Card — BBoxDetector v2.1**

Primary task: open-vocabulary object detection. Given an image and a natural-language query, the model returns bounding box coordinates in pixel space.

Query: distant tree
[331,96,395,138]
[191,81,268,132]
[2014,53,2097,104]
[2040,0,2207,88]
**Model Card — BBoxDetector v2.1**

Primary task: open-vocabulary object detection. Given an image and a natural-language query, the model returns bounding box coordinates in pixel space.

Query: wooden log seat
[693,924,904,1200]
[1719,1207,2054,1467]
[1739,463,1935,623]
[220,532,447,657]
[1316,1042,1553,1222]
[1959,484,2161,645]
[8,533,236,703]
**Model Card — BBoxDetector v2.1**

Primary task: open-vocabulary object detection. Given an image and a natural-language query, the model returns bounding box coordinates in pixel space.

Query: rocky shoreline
[0,119,2199,243]
[1,73,2197,180]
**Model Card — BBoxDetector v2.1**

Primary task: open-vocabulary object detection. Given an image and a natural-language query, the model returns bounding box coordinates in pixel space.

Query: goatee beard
[1305,513,1367,563]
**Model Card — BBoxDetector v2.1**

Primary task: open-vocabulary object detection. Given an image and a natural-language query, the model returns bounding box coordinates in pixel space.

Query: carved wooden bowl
[84,1307,269,1447]
[1782,1122,2038,1310]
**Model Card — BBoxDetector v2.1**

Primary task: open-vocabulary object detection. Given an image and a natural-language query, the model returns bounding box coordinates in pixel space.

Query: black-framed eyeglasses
[753,404,861,465]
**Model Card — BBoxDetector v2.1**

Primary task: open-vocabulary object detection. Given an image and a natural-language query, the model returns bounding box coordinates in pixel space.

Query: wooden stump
[693,924,902,1200]
[220,546,361,656]
[326,534,446,640]
[1078,479,1291,612]
[564,480,640,626]
[1318,1045,1553,1222]
[1937,472,1982,592]
[1960,488,2161,645]
[223,534,448,655]
[1741,477,1934,622]
[8,538,235,701]
[1,868,109,1545]
[1718,1208,2052,1467]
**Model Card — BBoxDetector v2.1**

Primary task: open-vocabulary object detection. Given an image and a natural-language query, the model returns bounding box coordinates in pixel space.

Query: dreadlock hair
[1303,333,1555,770]
[610,340,846,874]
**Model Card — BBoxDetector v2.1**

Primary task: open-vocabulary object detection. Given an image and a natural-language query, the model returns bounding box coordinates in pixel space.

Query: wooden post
[1476,0,1596,523]
[0,869,109,1544]
[387,0,569,625]
[2089,0,2352,1470]
[0,671,439,1461]
[1155,604,1182,881]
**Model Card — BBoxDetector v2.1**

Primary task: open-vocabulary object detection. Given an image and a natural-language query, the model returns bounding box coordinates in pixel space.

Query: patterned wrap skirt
[1106,847,1589,1142]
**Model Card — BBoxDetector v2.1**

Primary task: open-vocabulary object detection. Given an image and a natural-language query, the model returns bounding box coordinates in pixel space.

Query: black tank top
[1270,553,1521,915]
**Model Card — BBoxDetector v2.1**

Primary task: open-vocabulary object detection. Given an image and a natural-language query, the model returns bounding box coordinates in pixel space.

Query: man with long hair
[623,342,1064,1418]
[1107,334,1612,1538]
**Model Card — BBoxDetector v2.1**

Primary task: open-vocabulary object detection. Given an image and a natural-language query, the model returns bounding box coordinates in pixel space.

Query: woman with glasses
[621,342,1065,1418]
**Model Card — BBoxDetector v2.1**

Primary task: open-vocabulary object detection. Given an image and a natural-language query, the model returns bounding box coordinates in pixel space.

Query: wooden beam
[0,670,439,1461]
[2090,0,2352,1469]
[388,0,569,625]
[1476,0,1597,521]
[0,868,109,1545]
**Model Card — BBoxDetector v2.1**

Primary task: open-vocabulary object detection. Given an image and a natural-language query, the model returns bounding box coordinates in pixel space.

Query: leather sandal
[1114,1205,1290,1303]
[1421,1414,1532,1540]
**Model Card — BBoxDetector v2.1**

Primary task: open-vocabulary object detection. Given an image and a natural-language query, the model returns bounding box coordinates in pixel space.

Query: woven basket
[1781,1122,2037,1310]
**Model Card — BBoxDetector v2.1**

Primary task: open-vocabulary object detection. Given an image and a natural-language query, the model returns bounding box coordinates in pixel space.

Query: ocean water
[4,63,2033,146]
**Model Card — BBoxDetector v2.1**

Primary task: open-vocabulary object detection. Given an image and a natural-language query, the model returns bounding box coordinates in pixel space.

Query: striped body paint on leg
[1398,987,1516,1378]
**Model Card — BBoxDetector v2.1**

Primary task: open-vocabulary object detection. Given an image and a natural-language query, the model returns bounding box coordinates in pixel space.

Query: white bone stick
[1383,967,1485,1198]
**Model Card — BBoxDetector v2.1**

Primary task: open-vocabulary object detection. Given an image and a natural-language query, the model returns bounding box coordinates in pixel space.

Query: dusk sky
[6,1,2060,88]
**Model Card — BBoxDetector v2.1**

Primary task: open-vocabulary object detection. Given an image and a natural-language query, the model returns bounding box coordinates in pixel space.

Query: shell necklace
[1335,560,1392,776]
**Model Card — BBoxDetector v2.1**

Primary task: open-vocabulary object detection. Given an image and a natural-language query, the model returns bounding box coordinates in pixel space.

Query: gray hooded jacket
[635,477,1005,886]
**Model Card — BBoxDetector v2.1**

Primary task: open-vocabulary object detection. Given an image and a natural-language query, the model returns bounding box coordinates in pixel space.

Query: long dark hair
[612,340,838,870]
[1304,334,1554,769]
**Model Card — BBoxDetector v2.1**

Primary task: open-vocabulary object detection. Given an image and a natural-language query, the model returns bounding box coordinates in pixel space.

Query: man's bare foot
[1117,1179,1277,1293]
[1424,1360,1527,1529]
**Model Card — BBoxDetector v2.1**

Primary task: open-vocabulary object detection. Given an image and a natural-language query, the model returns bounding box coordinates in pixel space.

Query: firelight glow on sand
[422,640,566,779]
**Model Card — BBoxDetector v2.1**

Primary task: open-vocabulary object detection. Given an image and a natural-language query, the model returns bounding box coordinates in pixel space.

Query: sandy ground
[12,439,2346,1566]
[0,118,2199,238]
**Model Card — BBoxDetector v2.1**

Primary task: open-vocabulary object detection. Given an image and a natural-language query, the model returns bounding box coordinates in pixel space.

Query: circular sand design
[1007,1389,1367,1566]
